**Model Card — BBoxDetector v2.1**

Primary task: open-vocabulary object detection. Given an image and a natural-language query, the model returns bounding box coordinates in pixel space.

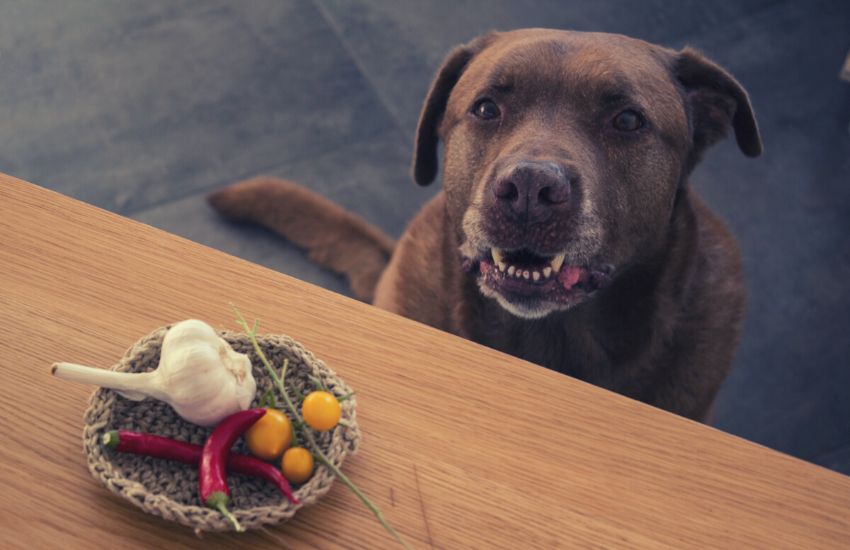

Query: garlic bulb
[52,319,257,426]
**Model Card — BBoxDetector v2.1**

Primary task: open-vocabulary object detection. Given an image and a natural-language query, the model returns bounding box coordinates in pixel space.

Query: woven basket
[82,325,361,533]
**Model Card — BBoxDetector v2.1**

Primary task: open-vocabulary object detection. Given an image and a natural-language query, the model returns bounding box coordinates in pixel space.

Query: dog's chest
[464,306,612,381]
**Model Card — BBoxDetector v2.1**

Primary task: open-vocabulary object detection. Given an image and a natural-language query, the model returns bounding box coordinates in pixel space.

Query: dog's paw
[207,186,245,221]
[207,178,278,222]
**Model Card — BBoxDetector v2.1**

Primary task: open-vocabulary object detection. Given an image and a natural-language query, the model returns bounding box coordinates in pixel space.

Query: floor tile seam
[123,122,396,218]
[310,0,414,149]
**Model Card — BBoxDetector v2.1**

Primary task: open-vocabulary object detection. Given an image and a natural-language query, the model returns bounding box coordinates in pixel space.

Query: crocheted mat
[82,326,361,533]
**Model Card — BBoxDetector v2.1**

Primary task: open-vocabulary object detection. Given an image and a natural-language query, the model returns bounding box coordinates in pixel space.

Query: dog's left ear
[674,48,762,160]
[412,34,495,186]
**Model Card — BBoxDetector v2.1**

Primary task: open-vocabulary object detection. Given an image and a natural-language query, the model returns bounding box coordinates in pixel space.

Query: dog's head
[412,29,761,319]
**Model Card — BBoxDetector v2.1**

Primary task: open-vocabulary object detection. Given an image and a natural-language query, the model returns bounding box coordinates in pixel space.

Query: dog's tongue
[558,266,582,290]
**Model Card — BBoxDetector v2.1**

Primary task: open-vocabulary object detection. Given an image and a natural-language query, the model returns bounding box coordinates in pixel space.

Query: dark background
[2,1,848,474]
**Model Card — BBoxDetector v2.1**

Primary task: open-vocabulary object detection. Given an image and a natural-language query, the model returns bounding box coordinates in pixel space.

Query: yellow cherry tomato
[282,447,314,484]
[245,408,293,460]
[301,391,341,432]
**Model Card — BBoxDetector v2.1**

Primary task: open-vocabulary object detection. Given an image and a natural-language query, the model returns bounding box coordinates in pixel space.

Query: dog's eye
[472,99,501,120]
[612,109,645,131]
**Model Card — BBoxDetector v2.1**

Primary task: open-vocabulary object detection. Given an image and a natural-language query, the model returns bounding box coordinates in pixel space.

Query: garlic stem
[51,362,165,401]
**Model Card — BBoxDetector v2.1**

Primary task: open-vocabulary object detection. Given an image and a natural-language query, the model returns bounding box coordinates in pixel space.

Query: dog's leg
[208,177,395,302]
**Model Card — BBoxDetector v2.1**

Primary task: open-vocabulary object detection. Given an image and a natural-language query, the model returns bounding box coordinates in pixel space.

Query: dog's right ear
[412,35,493,186]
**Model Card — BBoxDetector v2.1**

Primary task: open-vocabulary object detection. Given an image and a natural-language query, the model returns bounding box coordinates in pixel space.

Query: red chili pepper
[228,453,301,506]
[102,430,300,505]
[103,430,198,462]
[197,408,268,531]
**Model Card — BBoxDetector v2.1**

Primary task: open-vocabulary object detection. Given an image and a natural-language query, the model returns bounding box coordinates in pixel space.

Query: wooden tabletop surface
[1,173,848,549]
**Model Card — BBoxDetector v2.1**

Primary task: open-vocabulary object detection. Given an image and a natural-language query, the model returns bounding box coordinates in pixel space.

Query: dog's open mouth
[469,247,613,306]
[491,248,568,284]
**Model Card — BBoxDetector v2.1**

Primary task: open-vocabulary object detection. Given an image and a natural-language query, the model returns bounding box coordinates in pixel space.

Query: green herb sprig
[231,306,413,550]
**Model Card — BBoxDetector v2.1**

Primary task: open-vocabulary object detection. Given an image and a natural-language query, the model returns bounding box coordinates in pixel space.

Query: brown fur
[209,29,761,421]
[208,177,394,302]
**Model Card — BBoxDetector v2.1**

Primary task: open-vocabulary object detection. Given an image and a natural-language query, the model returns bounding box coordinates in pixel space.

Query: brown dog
[209,29,761,421]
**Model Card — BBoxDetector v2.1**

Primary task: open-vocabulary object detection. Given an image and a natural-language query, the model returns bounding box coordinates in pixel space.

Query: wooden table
[1,173,848,549]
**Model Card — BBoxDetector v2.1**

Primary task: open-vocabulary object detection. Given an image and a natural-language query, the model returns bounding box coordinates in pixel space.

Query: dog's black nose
[490,161,574,223]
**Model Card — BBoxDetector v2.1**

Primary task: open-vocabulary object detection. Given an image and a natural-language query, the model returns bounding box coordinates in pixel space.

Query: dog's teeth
[507,265,516,276]
[532,271,540,281]
[491,248,505,264]
[497,262,506,272]
[543,267,552,278]
[523,270,530,280]
[549,253,566,273]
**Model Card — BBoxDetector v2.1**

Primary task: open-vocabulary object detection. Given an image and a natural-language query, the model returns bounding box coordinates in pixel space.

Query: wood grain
[0,173,848,549]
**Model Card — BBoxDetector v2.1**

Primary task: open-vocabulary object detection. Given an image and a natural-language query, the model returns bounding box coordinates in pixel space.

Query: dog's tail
[207,177,395,302]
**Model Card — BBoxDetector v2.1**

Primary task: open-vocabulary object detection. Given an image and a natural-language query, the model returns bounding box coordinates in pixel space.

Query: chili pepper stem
[231,307,414,550]
[102,430,119,449]
[207,491,244,532]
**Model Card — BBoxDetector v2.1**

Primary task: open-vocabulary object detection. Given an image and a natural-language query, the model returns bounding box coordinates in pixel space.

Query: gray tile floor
[2,1,848,475]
